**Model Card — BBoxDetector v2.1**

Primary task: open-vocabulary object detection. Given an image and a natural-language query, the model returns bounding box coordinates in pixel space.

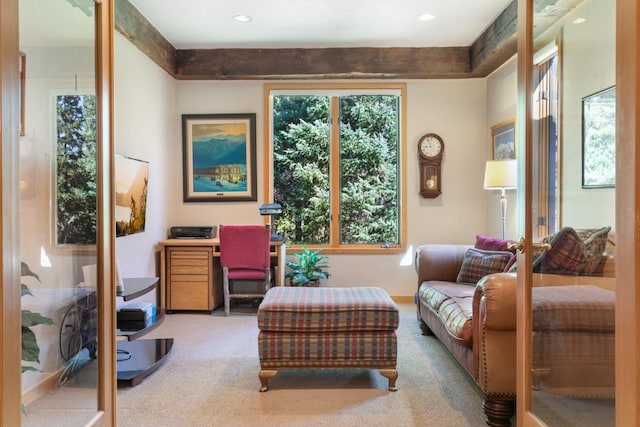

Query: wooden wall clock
[417,133,444,198]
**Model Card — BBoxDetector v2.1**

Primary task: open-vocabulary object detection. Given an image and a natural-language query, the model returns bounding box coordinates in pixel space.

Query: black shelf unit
[116,277,173,386]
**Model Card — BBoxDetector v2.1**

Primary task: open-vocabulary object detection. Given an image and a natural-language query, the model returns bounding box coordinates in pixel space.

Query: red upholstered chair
[219,224,272,316]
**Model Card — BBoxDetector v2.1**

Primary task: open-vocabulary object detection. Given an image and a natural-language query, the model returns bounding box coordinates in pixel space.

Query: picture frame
[115,154,149,237]
[182,113,257,202]
[490,118,516,160]
[582,86,616,188]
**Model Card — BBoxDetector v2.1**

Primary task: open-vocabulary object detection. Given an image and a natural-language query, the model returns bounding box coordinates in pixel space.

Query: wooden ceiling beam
[114,0,522,80]
[469,1,518,77]
[174,47,471,80]
[114,0,176,76]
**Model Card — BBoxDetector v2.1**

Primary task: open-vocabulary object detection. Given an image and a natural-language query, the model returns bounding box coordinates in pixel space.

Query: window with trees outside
[265,84,406,254]
[55,94,97,246]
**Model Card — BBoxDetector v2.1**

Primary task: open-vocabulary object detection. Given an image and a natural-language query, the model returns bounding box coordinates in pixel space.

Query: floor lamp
[483,160,517,240]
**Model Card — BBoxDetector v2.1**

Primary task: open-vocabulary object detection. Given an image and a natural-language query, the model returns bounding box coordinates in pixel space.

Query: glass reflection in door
[528,0,616,425]
[20,0,99,424]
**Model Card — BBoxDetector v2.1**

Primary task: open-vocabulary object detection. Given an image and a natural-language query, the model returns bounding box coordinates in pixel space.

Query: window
[55,94,97,246]
[532,42,560,237]
[266,84,406,253]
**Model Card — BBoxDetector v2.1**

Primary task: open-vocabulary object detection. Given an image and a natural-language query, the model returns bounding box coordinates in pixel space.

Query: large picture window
[266,84,406,253]
[55,94,97,246]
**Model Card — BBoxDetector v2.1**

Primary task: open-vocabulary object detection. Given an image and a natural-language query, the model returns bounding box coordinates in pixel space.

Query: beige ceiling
[128,0,513,49]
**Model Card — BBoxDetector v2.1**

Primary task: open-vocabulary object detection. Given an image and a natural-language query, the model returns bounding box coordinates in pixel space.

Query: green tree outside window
[272,91,401,248]
[56,94,97,245]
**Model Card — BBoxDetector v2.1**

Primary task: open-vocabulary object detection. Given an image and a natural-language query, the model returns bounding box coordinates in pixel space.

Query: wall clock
[417,133,444,198]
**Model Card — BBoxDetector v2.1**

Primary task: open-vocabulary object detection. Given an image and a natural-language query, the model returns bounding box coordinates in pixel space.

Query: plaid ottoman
[257,286,399,392]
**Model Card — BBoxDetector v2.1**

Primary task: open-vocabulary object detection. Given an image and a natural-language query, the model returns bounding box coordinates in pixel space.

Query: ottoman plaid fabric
[257,286,399,391]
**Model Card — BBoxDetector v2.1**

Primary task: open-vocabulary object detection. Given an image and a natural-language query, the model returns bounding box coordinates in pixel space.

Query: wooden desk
[158,239,286,312]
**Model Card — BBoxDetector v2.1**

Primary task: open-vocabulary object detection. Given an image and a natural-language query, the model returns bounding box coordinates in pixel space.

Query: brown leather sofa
[415,243,615,427]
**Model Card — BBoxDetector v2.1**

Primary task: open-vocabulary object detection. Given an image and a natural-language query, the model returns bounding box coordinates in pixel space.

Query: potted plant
[21,262,54,374]
[285,246,330,287]
[20,261,54,413]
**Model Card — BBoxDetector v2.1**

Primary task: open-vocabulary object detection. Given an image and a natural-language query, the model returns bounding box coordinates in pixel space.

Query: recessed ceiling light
[233,15,252,22]
[418,13,435,22]
[572,17,587,24]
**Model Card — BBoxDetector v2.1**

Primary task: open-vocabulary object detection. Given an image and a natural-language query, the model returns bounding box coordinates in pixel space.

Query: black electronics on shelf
[169,226,216,239]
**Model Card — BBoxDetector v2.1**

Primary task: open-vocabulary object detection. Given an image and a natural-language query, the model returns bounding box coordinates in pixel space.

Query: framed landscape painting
[182,113,257,202]
[115,154,149,237]
[490,118,516,160]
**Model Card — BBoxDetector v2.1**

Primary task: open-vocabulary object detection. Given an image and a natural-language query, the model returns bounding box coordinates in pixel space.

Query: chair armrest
[415,244,470,286]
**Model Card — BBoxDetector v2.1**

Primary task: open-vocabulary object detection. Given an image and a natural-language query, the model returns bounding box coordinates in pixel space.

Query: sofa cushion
[418,283,474,344]
[475,234,516,254]
[533,226,610,275]
[456,248,514,284]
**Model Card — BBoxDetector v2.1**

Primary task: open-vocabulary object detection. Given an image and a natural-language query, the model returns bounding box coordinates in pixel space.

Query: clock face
[419,134,443,159]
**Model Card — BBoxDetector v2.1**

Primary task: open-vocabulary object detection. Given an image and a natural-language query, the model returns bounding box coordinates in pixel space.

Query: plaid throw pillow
[456,248,514,284]
[533,226,611,275]
[474,234,517,271]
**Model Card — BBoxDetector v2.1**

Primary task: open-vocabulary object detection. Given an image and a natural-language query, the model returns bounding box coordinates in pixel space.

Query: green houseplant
[285,246,330,286]
[21,262,54,374]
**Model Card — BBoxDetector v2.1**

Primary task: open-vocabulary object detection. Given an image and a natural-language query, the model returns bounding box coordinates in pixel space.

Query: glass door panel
[20,0,99,424]
[521,0,616,425]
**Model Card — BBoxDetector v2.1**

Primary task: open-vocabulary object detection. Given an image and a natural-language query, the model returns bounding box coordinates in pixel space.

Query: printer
[169,226,217,239]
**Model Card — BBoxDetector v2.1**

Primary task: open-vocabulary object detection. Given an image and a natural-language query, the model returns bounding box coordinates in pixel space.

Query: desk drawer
[170,250,208,262]
[170,264,209,275]
[166,247,214,311]
[169,282,209,310]
[170,274,208,283]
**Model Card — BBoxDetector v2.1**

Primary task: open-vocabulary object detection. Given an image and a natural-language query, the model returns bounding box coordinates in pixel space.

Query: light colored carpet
[117,303,487,427]
[23,302,615,426]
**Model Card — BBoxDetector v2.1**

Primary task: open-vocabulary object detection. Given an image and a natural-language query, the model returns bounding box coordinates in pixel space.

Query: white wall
[17,40,524,311]
[486,57,518,240]
[556,0,616,230]
[114,33,178,278]
[173,78,489,297]
[20,36,507,301]
[19,47,96,288]
[483,0,617,241]
[19,45,98,391]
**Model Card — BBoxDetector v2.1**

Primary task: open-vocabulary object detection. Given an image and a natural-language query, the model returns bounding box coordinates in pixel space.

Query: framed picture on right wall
[490,118,516,160]
[582,86,616,188]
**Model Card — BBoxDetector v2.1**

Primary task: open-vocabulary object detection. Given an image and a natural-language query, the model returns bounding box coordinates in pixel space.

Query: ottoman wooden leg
[379,369,398,391]
[259,369,278,392]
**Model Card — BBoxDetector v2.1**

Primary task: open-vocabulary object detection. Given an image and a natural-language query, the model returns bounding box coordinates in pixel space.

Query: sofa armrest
[473,272,517,394]
[415,244,470,286]
[474,272,517,331]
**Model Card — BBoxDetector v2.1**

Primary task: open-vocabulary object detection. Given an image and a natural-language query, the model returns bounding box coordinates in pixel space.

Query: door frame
[1,0,23,421]
[516,0,640,425]
[613,0,640,424]
[0,0,117,425]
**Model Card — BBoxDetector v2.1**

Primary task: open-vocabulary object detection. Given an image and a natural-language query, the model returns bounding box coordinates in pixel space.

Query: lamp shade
[483,160,517,190]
